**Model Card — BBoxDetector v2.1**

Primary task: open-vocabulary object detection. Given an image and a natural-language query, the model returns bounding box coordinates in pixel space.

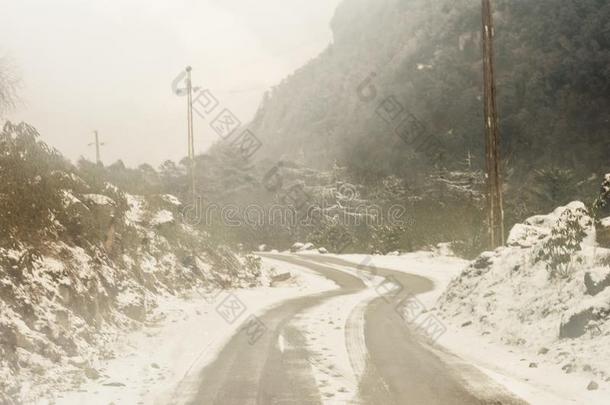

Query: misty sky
[0,0,340,166]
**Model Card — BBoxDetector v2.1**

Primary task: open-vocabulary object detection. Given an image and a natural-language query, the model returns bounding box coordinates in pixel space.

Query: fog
[0,0,340,166]
[1,1,609,403]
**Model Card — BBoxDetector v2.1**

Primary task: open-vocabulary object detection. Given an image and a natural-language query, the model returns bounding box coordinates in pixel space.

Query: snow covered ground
[36,211,610,405]
[290,284,380,403]
[306,250,466,308]
[41,259,337,405]
[319,227,610,404]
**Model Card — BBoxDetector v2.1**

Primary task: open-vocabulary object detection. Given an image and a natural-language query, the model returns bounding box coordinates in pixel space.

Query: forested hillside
[247,0,608,215]
[191,0,608,254]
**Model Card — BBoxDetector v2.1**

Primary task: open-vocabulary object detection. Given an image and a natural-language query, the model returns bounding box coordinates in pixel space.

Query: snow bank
[437,201,610,403]
[160,194,181,207]
[317,249,467,306]
[51,257,337,405]
[82,194,116,206]
[0,189,261,404]
[150,209,174,226]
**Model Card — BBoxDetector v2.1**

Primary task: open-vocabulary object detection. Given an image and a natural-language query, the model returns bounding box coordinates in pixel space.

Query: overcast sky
[0,0,340,166]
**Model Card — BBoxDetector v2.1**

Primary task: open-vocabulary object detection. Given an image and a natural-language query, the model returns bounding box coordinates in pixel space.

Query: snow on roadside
[290,283,381,403]
[284,251,465,404]
[305,250,467,306]
[46,258,337,405]
[288,250,469,404]
[305,247,610,405]
[435,202,610,405]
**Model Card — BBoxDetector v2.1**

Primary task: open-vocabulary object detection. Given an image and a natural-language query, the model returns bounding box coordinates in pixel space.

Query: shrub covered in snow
[0,123,262,403]
[534,204,593,279]
[593,173,610,219]
[593,174,610,248]
[0,122,67,247]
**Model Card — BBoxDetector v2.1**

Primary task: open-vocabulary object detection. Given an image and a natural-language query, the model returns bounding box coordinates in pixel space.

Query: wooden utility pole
[185,66,196,200]
[89,130,105,165]
[482,0,505,248]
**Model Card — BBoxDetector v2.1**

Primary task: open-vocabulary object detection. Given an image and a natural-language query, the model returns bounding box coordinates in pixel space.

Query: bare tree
[0,56,20,116]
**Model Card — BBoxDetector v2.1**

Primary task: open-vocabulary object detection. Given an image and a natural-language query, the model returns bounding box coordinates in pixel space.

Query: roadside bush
[0,122,67,247]
[244,254,262,277]
[308,216,354,253]
[369,223,407,254]
[536,205,591,279]
[593,173,610,219]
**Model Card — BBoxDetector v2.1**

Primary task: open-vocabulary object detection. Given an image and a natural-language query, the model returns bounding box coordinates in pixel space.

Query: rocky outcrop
[596,218,610,248]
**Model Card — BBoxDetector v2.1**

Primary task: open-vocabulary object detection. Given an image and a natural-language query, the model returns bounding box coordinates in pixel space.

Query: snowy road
[188,254,527,405]
[188,256,366,404]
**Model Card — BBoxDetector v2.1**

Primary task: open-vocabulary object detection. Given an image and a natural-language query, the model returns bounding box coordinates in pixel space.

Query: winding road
[189,254,527,405]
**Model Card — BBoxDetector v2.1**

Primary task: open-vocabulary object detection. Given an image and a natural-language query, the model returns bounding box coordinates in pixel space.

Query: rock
[318,247,328,254]
[473,252,493,269]
[151,363,160,369]
[117,288,146,322]
[538,347,549,355]
[271,272,292,286]
[85,367,100,380]
[529,362,538,368]
[562,363,575,374]
[461,321,472,327]
[54,333,79,357]
[584,269,610,296]
[587,381,599,391]
[68,357,88,368]
[55,309,71,329]
[257,244,268,252]
[103,382,126,387]
[436,243,454,256]
[560,308,595,338]
[121,301,146,322]
[597,218,610,248]
[507,223,549,248]
[289,242,315,252]
[290,242,305,252]
[583,364,593,372]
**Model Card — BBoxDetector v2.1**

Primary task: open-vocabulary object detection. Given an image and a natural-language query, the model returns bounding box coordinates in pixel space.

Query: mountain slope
[248,0,609,188]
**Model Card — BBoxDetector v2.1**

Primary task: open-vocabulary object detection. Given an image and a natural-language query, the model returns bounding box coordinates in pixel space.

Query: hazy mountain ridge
[189,0,608,253]
[248,0,608,187]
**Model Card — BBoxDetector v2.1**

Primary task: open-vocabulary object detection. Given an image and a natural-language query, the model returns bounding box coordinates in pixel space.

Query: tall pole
[185,66,196,200]
[482,0,505,248]
[91,130,104,165]
[94,131,101,164]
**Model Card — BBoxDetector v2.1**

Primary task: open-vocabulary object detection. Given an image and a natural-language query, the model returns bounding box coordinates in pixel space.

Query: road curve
[189,253,527,405]
[303,254,527,405]
[188,255,365,405]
